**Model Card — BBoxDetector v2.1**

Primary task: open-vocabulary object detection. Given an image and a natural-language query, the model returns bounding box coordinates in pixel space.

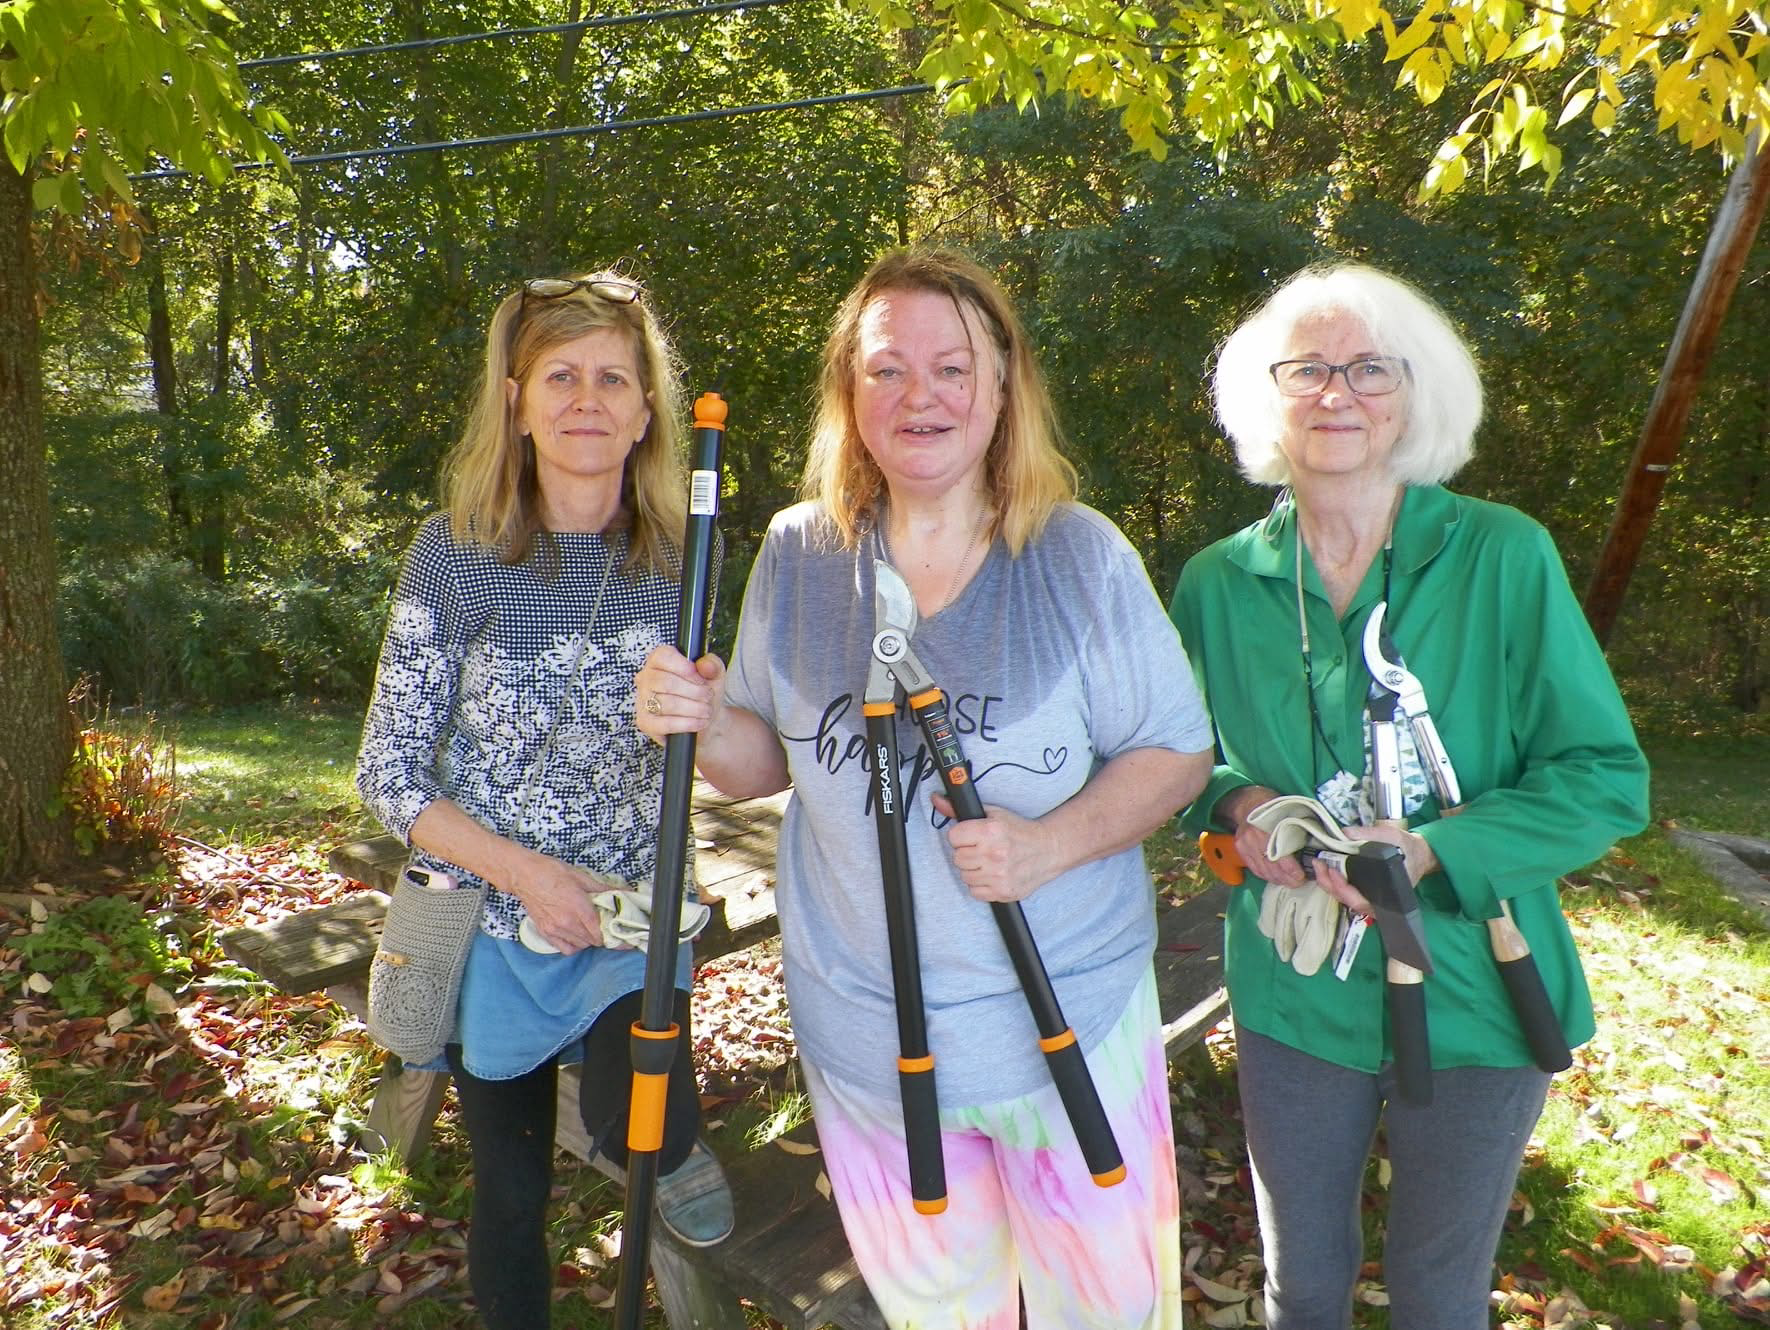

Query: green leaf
[30,172,65,211]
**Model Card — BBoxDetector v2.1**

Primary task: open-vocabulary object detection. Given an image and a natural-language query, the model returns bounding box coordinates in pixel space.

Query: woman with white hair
[1168,264,1647,1329]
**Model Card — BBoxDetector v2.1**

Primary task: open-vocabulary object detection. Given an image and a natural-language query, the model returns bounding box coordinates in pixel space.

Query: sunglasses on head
[521,276,644,306]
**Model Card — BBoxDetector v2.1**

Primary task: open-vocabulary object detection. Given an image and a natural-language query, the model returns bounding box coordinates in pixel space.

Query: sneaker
[590,1139,736,1249]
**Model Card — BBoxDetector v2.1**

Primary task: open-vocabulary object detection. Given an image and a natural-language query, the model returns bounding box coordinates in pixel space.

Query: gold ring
[644,694,662,715]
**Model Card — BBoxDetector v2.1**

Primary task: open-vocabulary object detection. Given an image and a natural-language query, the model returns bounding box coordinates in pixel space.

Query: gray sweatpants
[1236,1026,1552,1330]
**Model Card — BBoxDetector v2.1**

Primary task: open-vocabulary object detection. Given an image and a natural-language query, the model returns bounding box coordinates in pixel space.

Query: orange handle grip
[692,391,728,430]
[1199,832,1245,886]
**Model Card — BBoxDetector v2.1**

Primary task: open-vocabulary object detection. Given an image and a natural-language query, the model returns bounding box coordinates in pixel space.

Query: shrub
[49,679,182,859]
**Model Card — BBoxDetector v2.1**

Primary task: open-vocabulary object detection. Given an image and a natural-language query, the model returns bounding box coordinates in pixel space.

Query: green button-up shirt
[1169,485,1649,1072]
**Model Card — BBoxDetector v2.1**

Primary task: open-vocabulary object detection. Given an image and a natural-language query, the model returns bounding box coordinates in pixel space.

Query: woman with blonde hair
[637,247,1214,1329]
[357,271,732,1330]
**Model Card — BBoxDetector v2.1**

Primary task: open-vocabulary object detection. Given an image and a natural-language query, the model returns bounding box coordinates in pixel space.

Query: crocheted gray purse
[366,863,484,1065]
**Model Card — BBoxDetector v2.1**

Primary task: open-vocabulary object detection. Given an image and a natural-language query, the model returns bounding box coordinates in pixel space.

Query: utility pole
[1583,132,1770,647]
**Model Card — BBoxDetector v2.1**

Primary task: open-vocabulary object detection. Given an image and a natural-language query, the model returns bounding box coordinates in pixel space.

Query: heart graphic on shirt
[1041,747,1068,773]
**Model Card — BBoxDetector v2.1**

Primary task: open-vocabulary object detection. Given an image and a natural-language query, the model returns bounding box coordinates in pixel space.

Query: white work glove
[1246,795,1368,976]
[520,881,712,954]
[1244,795,1369,857]
[1255,881,1342,975]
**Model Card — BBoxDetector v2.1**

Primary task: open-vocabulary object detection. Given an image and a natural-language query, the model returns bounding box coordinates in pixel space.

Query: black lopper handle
[1435,804,1573,1074]
[1386,964,1434,1106]
[910,687,1125,1187]
[1487,905,1573,1071]
[864,707,947,1213]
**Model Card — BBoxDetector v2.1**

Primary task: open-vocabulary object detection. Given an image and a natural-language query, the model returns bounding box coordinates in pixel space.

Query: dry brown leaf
[774,1137,820,1156]
[1190,1273,1249,1303]
[141,1276,184,1312]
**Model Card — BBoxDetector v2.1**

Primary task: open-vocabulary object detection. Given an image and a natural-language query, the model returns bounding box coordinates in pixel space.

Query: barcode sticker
[689,470,718,516]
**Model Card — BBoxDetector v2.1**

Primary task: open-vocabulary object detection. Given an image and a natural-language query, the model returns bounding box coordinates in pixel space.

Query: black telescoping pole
[614,392,726,1329]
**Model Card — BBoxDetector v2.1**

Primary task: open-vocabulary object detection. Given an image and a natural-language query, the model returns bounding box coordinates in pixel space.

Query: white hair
[1211,264,1484,487]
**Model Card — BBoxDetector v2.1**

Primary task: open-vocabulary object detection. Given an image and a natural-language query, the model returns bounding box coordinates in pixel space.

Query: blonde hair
[443,271,687,576]
[1213,263,1483,487]
[803,247,1076,554]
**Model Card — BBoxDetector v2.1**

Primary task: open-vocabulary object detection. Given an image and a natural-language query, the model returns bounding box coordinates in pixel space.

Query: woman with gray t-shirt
[636,248,1213,1330]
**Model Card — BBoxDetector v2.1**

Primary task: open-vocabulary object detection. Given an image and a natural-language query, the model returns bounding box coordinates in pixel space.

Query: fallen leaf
[142,1276,185,1311]
[1190,1273,1250,1302]
[774,1137,820,1156]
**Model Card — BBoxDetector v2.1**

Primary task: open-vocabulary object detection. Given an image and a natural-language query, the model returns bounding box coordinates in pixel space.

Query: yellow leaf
[1386,8,1441,63]
[1558,87,1595,126]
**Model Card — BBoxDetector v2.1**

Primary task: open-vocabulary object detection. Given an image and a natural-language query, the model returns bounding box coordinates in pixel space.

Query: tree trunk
[0,157,72,879]
[1583,134,1770,645]
[195,250,234,581]
[141,205,192,550]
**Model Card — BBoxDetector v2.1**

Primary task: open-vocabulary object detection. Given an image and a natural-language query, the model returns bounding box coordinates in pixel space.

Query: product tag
[1333,913,1370,981]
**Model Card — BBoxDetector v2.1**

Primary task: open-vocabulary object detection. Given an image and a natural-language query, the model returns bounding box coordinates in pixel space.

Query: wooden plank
[682,1124,877,1330]
[1153,883,1231,1054]
[651,1239,750,1330]
[328,835,407,892]
[361,1058,450,1160]
[217,891,390,993]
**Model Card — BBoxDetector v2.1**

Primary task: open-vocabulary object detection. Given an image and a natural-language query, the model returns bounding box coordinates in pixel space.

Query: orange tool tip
[913,1197,949,1215]
[1092,1165,1128,1188]
[693,392,728,429]
[1198,832,1245,886]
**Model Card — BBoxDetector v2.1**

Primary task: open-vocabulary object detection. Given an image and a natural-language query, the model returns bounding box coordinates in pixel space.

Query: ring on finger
[644,693,662,715]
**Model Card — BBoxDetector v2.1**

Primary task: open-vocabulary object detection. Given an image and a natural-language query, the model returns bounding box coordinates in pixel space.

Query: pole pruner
[614,392,727,1330]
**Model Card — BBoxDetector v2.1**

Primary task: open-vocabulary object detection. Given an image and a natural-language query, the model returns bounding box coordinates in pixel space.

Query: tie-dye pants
[803,965,1182,1330]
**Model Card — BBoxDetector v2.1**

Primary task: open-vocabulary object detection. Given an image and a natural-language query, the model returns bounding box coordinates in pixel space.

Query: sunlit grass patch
[170,703,369,843]
[1507,834,1770,1327]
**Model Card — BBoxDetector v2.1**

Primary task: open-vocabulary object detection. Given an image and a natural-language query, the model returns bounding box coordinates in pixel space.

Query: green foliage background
[36,1,1768,712]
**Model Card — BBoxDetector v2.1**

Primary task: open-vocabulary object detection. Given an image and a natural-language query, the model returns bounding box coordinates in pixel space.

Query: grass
[167,703,373,844]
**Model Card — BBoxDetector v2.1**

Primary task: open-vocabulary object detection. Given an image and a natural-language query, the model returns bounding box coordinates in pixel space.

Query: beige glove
[1255,881,1342,975]
[1246,795,1365,977]
[519,879,712,954]
[1244,795,1369,857]
[592,884,713,949]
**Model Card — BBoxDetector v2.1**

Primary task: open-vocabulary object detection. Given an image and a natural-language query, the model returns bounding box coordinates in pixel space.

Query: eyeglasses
[1268,356,1408,397]
[522,276,644,305]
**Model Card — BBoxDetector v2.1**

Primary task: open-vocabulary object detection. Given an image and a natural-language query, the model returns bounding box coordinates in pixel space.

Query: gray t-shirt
[725,501,1211,1104]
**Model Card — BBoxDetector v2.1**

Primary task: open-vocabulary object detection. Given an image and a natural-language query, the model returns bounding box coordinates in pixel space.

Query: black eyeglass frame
[520,276,645,306]
[1267,356,1410,397]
